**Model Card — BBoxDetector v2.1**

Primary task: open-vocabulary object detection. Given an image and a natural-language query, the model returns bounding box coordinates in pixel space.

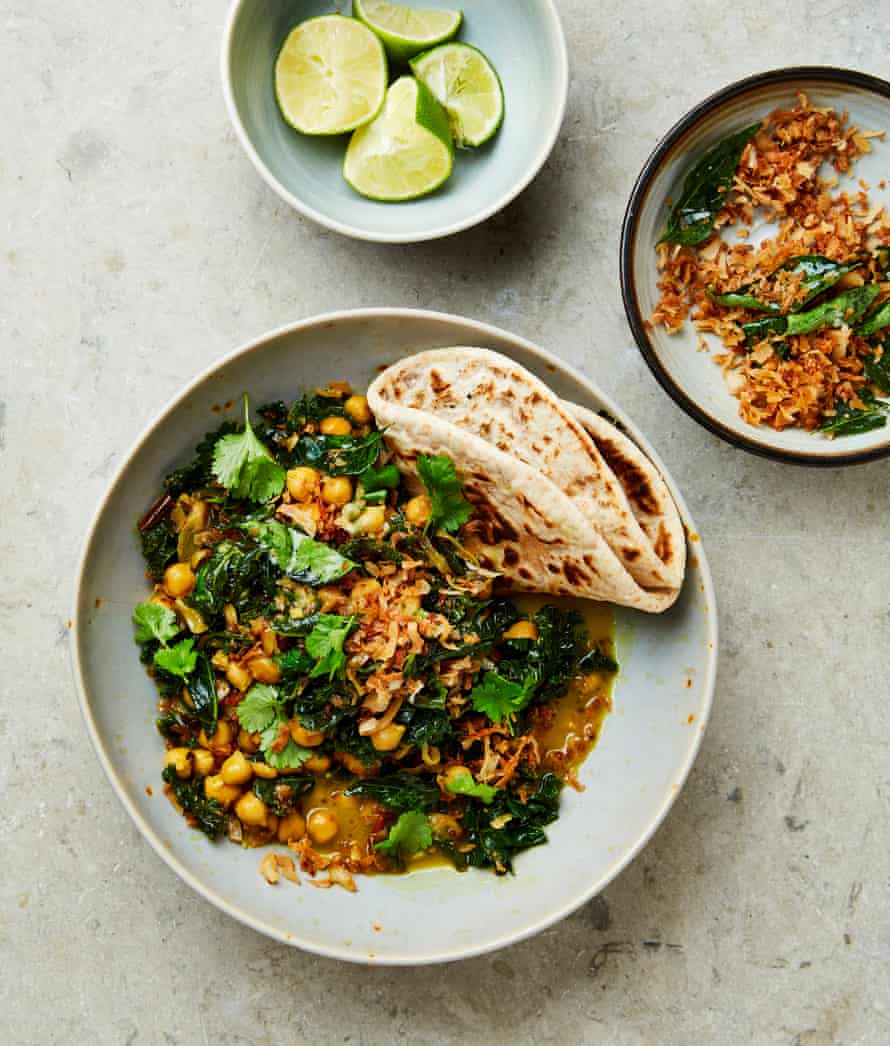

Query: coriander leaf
[153,638,198,680]
[306,614,358,680]
[133,602,179,645]
[262,736,313,770]
[468,672,536,729]
[416,453,473,533]
[236,683,285,734]
[375,810,433,859]
[212,395,286,502]
[246,520,355,585]
[444,768,499,805]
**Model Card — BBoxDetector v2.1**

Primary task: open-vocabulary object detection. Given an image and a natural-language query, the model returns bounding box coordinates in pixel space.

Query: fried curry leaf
[346,772,440,812]
[744,285,881,346]
[375,811,433,860]
[819,390,889,437]
[856,299,890,339]
[416,453,473,533]
[863,350,890,395]
[162,765,225,839]
[659,123,761,246]
[709,255,862,313]
[212,396,286,502]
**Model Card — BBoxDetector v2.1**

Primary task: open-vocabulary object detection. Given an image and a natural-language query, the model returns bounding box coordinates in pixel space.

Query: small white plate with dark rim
[621,66,890,467]
[71,308,716,964]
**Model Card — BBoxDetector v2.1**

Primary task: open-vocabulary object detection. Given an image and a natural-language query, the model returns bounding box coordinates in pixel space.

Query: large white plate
[71,309,717,964]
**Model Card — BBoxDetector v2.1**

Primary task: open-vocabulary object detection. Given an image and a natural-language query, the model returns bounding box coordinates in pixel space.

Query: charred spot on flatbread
[595,437,659,516]
[654,522,673,564]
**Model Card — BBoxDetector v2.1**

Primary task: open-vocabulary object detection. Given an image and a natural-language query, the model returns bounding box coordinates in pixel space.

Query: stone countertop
[3,1,889,1043]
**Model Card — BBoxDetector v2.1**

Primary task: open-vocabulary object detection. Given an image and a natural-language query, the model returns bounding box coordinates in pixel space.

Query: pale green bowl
[222,1,568,242]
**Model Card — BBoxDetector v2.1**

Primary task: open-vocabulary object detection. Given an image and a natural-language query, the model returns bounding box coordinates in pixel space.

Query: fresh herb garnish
[245,520,355,585]
[416,453,473,533]
[212,396,286,502]
[659,123,761,246]
[305,614,357,680]
[133,602,179,645]
[374,810,433,860]
[153,637,198,680]
[444,768,499,805]
[469,672,536,730]
[236,683,285,733]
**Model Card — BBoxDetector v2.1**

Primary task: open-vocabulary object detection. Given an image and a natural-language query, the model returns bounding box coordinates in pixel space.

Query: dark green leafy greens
[244,520,355,585]
[164,421,238,497]
[162,766,226,839]
[709,255,862,313]
[346,772,440,812]
[291,430,383,477]
[659,123,761,246]
[252,776,313,815]
[743,284,881,346]
[856,299,890,338]
[819,390,890,436]
[139,520,177,581]
[863,351,890,395]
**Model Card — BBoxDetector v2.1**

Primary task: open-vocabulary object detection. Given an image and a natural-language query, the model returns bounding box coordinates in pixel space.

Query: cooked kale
[140,519,177,581]
[291,430,383,476]
[186,651,218,733]
[579,645,619,674]
[498,606,590,703]
[401,707,454,747]
[346,771,440,812]
[819,390,889,436]
[162,765,226,839]
[163,421,238,497]
[252,775,313,815]
[188,540,278,623]
[454,773,562,874]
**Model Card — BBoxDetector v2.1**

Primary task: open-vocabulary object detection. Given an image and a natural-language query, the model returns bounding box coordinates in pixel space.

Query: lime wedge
[410,42,504,147]
[274,15,387,136]
[353,0,462,63]
[344,76,453,201]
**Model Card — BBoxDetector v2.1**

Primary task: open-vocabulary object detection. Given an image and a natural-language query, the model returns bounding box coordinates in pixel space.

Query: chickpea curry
[133,385,618,888]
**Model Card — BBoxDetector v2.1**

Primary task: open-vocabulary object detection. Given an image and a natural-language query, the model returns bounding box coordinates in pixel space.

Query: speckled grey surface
[3,1,890,1043]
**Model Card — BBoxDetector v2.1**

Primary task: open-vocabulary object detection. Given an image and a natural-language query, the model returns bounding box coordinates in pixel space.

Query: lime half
[344,76,453,201]
[410,42,504,148]
[274,15,387,136]
[353,0,462,63]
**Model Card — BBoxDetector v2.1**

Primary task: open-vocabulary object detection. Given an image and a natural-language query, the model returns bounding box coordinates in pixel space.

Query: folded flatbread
[368,348,686,613]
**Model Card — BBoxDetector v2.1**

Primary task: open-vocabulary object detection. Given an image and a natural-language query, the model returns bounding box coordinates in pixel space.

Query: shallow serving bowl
[222,1,568,242]
[71,309,717,964]
[621,67,890,466]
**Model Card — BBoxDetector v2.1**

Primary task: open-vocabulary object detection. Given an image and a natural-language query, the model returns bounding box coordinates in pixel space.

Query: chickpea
[349,578,381,610]
[355,506,386,535]
[234,792,269,828]
[204,774,241,808]
[252,761,278,779]
[164,747,192,779]
[223,603,239,630]
[371,724,406,752]
[249,656,281,685]
[238,729,260,755]
[318,586,344,613]
[503,620,539,642]
[286,466,320,503]
[226,661,253,692]
[290,721,325,748]
[303,754,332,774]
[221,750,253,786]
[344,395,372,424]
[198,719,233,755]
[321,475,353,506]
[163,562,196,599]
[405,494,432,527]
[191,749,215,777]
[261,628,279,657]
[307,809,339,845]
[319,415,352,436]
[429,812,463,842]
[277,812,307,843]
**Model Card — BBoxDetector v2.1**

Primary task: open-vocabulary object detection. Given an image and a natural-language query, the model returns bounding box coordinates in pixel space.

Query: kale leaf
[162,765,226,839]
[346,771,440,812]
[140,520,178,582]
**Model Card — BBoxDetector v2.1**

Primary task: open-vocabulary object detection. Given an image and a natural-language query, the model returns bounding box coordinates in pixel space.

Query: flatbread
[368,348,686,613]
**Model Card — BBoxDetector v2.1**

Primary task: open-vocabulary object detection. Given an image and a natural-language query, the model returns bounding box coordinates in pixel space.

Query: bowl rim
[219,1,569,244]
[620,65,890,467]
[70,307,718,964]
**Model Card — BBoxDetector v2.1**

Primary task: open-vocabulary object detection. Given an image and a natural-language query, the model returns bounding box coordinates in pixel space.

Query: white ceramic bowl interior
[72,310,717,964]
[623,69,890,464]
[221,1,569,242]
